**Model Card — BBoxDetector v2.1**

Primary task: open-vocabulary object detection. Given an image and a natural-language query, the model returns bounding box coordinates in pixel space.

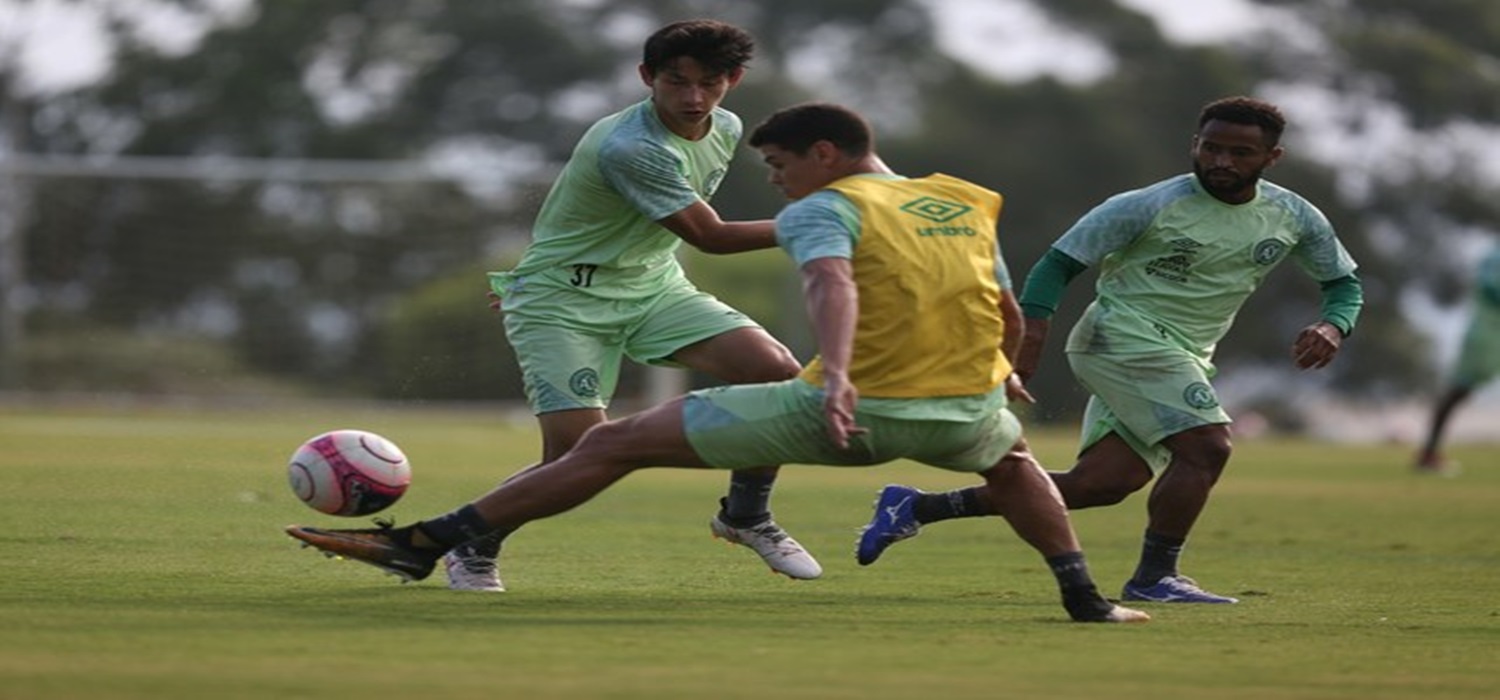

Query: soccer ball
[287,429,411,516]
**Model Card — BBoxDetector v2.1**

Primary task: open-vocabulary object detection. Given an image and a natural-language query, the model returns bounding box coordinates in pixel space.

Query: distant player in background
[286,102,1150,624]
[445,19,821,592]
[1414,241,1500,474]
[858,96,1364,605]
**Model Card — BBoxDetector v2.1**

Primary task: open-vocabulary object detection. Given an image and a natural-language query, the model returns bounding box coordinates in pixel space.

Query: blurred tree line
[2,0,1498,424]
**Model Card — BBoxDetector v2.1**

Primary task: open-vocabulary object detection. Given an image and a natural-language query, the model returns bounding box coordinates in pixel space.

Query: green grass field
[1,403,1496,700]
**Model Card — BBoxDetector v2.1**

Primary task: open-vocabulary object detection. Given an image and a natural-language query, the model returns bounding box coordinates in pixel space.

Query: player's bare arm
[1291,321,1343,370]
[801,256,864,448]
[1000,289,1036,404]
[658,200,777,254]
[1015,316,1050,383]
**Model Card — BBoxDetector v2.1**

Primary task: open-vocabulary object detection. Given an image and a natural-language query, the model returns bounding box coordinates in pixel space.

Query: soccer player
[286,102,1150,624]
[443,19,820,591]
[1414,241,1500,474]
[856,96,1364,605]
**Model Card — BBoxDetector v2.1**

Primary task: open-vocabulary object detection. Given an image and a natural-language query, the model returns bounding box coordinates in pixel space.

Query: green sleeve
[1019,248,1089,319]
[1319,273,1363,336]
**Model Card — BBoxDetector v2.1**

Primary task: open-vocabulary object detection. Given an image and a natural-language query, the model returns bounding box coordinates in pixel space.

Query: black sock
[719,472,776,527]
[415,504,495,550]
[911,486,986,524]
[452,528,514,559]
[1130,530,1185,586]
[1047,551,1114,621]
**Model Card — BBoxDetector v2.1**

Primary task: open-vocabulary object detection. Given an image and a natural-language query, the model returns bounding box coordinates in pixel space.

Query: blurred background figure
[1414,240,1500,475]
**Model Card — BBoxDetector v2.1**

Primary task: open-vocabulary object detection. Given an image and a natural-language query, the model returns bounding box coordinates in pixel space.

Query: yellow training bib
[800,174,1011,398]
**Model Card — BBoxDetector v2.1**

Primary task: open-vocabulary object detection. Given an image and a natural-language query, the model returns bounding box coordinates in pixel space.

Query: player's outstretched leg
[855,484,922,565]
[710,503,822,580]
[286,521,443,582]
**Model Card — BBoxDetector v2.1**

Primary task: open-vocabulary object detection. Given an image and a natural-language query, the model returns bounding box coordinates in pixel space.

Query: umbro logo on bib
[900,197,971,223]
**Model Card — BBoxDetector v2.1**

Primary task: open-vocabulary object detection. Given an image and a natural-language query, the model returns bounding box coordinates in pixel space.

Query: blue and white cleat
[855,484,922,566]
[1121,574,1239,604]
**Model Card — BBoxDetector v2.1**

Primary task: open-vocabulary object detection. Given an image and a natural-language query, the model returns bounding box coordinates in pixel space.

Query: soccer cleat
[1121,574,1239,604]
[1082,604,1152,623]
[1414,453,1461,477]
[1068,601,1152,623]
[285,522,440,582]
[710,516,823,580]
[855,484,922,566]
[443,549,506,592]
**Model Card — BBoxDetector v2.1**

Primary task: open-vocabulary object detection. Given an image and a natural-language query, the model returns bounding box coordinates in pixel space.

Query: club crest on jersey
[569,368,601,398]
[1253,239,1288,265]
[1182,382,1220,410]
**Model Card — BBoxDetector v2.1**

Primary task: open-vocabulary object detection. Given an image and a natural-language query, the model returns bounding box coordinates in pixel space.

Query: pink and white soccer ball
[287,429,411,516]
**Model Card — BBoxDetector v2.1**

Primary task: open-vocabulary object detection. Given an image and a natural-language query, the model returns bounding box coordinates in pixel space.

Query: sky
[0,0,250,95]
[922,0,1289,84]
[4,0,1277,94]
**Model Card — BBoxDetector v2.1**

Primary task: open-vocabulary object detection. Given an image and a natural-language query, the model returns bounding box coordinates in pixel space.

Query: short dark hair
[748,103,873,157]
[642,20,754,76]
[1198,96,1287,147]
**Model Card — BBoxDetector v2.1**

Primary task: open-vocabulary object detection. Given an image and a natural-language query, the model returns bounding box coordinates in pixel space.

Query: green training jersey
[1465,243,1500,349]
[1057,173,1357,359]
[1474,243,1500,311]
[491,98,741,303]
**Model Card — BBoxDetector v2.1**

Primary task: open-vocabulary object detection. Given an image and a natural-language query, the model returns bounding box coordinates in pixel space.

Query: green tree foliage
[7,0,1499,417]
[378,263,520,401]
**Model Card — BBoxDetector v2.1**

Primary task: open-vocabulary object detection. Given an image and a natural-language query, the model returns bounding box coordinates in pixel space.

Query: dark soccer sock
[415,504,496,551]
[911,486,986,524]
[453,528,514,559]
[719,472,776,527]
[1129,530,1186,586]
[1047,551,1115,621]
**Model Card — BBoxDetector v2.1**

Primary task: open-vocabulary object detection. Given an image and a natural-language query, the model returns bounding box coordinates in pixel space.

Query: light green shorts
[682,379,1023,472]
[1068,350,1231,473]
[1453,305,1500,388]
[500,280,760,414]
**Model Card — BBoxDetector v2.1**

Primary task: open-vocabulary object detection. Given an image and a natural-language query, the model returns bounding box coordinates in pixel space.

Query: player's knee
[727,352,799,383]
[1168,427,1233,475]
[765,359,802,382]
[751,346,801,382]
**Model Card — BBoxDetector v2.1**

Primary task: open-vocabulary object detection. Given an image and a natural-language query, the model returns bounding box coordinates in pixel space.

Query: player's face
[1191,119,1284,204]
[757,143,833,200]
[641,57,742,140]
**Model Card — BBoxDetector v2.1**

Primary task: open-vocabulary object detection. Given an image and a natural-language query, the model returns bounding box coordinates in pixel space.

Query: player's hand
[487,291,503,313]
[1015,318,1049,382]
[1004,373,1035,405]
[821,372,867,450]
[1291,321,1342,370]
